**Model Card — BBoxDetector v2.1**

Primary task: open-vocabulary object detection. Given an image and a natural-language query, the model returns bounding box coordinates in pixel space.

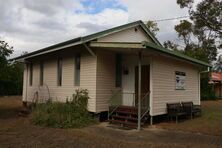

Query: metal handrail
[135,91,150,107]
[108,91,136,119]
[121,92,136,106]
[141,108,149,119]
[108,106,119,120]
[135,91,150,122]
[108,90,121,104]
[109,90,136,105]
[108,90,150,122]
[108,90,122,120]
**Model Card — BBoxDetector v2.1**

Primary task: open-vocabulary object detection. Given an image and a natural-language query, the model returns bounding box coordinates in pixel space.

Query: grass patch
[31,89,97,128]
[157,100,222,136]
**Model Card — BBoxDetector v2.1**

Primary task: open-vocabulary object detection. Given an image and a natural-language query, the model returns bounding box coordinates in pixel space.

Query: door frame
[135,65,150,105]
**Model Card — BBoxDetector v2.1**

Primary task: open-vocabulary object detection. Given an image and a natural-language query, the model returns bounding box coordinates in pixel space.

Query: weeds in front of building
[31,89,97,128]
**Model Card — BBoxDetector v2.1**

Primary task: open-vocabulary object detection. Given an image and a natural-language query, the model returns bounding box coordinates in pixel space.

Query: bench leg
[167,115,169,121]
[176,115,178,124]
[168,115,172,122]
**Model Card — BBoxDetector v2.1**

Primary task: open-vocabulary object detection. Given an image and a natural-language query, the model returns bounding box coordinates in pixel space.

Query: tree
[213,55,222,72]
[163,40,181,52]
[174,20,193,51]
[0,40,23,96]
[175,0,222,100]
[0,40,14,80]
[0,40,13,63]
[177,0,193,8]
[8,62,24,95]
[178,0,222,36]
[146,20,159,37]
[165,0,221,63]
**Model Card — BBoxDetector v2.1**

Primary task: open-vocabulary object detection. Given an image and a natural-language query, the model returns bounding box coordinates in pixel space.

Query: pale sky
[0,0,195,58]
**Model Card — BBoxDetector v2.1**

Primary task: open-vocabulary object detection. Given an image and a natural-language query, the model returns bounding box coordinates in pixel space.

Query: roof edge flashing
[142,41,211,67]
[11,20,161,61]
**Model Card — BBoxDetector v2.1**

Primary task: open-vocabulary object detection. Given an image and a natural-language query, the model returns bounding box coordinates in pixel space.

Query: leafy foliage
[201,72,216,100]
[0,62,23,96]
[165,0,222,100]
[189,0,222,36]
[175,20,193,49]
[213,55,222,72]
[0,40,13,76]
[177,0,193,8]
[31,89,97,128]
[164,41,180,52]
[146,20,159,37]
[0,40,13,64]
[0,40,23,96]
[166,0,222,63]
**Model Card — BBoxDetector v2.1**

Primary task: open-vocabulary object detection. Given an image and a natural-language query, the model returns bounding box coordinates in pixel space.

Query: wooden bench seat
[167,103,186,123]
[167,101,202,123]
[181,102,201,119]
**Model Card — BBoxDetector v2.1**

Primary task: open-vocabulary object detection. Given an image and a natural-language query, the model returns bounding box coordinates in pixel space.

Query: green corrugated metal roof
[142,41,211,67]
[12,20,211,67]
[12,20,161,60]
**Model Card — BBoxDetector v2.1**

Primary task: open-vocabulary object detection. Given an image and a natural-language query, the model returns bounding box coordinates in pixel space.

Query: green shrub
[31,89,97,128]
[201,73,216,100]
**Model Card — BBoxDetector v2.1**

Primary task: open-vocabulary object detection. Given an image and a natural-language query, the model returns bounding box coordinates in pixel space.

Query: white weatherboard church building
[14,20,210,128]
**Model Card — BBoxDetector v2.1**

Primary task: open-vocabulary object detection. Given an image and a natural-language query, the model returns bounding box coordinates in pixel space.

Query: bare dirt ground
[0,96,222,148]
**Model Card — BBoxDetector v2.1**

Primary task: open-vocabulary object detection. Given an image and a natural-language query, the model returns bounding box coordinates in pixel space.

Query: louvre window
[40,61,44,86]
[75,54,80,86]
[29,63,33,86]
[57,58,62,86]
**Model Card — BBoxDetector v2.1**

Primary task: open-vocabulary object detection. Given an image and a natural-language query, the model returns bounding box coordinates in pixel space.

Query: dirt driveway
[0,96,222,148]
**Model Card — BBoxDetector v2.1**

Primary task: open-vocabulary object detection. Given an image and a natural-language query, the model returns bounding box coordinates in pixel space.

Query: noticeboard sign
[175,71,186,90]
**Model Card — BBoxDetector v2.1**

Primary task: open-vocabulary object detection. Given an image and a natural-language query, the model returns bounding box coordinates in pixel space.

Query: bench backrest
[181,101,193,107]
[167,103,182,114]
[181,101,194,113]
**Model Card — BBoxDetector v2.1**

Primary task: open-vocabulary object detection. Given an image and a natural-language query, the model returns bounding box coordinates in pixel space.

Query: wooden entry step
[109,105,149,129]
[112,115,138,121]
[109,119,140,129]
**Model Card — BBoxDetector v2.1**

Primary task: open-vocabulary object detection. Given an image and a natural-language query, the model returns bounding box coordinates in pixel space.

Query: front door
[135,65,150,106]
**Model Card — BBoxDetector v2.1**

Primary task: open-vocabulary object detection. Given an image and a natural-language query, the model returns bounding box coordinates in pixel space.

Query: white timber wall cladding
[96,50,116,112]
[97,27,152,43]
[80,54,97,112]
[151,55,199,116]
[26,63,40,102]
[22,65,27,102]
[23,53,97,112]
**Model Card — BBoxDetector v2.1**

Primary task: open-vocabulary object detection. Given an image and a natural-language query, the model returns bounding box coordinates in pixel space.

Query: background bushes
[0,80,22,96]
[0,62,23,96]
[201,72,216,100]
